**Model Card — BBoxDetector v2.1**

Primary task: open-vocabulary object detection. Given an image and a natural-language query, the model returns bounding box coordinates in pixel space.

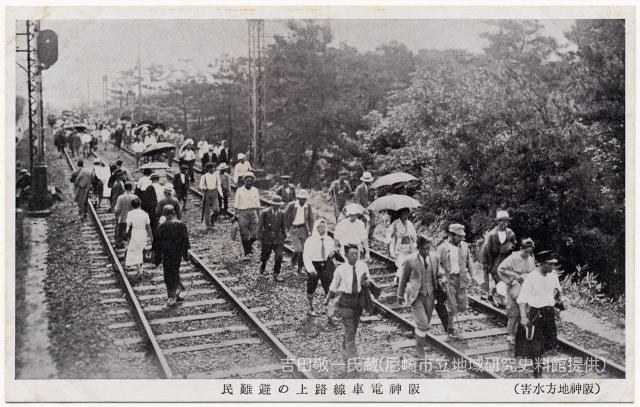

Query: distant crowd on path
[63,113,566,378]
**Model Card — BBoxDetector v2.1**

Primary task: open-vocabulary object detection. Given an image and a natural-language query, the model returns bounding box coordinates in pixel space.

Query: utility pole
[102,74,108,116]
[16,20,55,212]
[87,68,91,110]
[248,19,266,168]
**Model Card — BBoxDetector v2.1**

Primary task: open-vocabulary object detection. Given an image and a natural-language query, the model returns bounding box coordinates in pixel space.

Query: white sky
[15,19,576,108]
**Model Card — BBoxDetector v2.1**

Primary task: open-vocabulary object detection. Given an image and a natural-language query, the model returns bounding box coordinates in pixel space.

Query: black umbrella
[120,115,131,121]
[71,125,88,132]
[142,142,175,156]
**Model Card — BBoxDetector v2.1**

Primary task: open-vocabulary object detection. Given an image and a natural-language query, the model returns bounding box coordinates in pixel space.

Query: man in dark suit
[480,210,517,304]
[397,235,444,358]
[172,164,190,210]
[258,195,287,282]
[218,140,230,164]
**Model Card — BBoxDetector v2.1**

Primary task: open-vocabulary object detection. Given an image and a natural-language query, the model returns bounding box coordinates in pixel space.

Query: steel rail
[115,143,625,378]
[63,149,173,378]
[367,244,626,378]
[97,147,312,379]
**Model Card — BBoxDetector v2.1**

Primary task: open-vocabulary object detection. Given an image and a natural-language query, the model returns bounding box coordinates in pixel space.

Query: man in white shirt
[303,219,335,316]
[334,206,369,260]
[131,137,146,167]
[497,238,537,344]
[180,145,196,183]
[80,131,92,158]
[515,250,565,378]
[199,162,222,229]
[285,189,314,274]
[233,172,261,258]
[233,153,253,185]
[100,126,110,149]
[324,243,372,361]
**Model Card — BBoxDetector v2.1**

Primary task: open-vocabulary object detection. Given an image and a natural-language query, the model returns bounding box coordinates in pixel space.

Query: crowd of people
[64,115,565,378]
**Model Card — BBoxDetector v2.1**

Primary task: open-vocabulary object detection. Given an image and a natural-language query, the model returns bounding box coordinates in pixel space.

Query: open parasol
[134,124,152,135]
[142,142,175,156]
[367,194,421,212]
[371,172,418,189]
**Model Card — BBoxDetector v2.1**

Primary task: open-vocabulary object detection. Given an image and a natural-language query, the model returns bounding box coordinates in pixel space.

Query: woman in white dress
[385,207,418,285]
[125,197,153,278]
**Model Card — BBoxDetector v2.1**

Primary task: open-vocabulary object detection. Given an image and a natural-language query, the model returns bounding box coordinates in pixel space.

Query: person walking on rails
[324,243,373,363]
[515,250,565,378]
[125,196,153,279]
[131,137,145,168]
[396,235,444,358]
[70,159,95,222]
[257,195,287,282]
[385,207,418,286]
[334,205,369,260]
[233,153,253,186]
[285,189,314,274]
[172,164,191,211]
[480,210,517,305]
[217,163,232,217]
[154,205,191,307]
[328,169,353,221]
[355,171,376,240]
[114,182,135,249]
[199,162,222,229]
[303,219,336,317]
[497,238,537,344]
[180,143,197,183]
[156,184,182,221]
[234,172,261,259]
[437,223,476,339]
[275,175,296,203]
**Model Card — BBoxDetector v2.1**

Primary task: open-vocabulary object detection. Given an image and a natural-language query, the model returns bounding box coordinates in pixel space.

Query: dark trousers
[338,293,363,359]
[291,252,304,270]
[177,193,188,208]
[163,256,184,298]
[115,222,127,248]
[218,190,229,215]
[241,237,256,255]
[515,306,558,377]
[306,261,334,295]
[260,241,284,274]
[435,285,449,332]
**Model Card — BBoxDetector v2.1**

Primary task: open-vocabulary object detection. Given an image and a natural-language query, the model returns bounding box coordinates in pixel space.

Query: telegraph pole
[248,19,266,168]
[16,20,57,212]
[102,74,108,116]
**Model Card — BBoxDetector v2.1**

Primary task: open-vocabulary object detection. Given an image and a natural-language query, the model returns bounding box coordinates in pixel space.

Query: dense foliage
[98,19,625,297]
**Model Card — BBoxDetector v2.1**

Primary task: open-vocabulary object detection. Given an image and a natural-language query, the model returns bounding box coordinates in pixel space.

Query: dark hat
[206,162,216,170]
[280,175,291,180]
[116,159,123,166]
[537,250,558,264]
[150,172,160,180]
[339,169,348,176]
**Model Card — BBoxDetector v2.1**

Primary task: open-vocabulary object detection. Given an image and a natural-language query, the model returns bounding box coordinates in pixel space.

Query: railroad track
[113,143,624,379]
[66,148,309,379]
